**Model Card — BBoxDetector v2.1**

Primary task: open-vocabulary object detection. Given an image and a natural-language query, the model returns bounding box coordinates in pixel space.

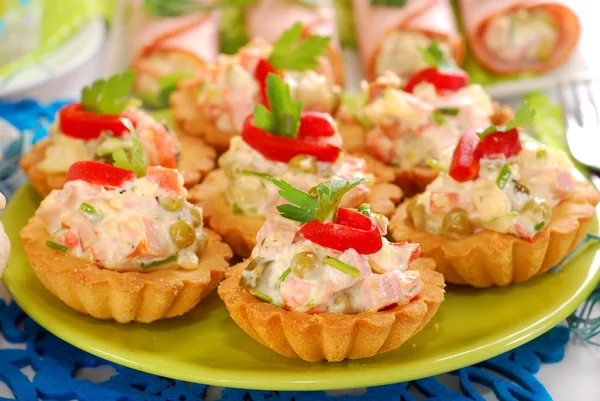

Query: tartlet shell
[20,217,233,323]
[337,101,514,197]
[218,257,445,362]
[19,135,216,197]
[190,169,403,257]
[170,79,233,154]
[389,182,600,288]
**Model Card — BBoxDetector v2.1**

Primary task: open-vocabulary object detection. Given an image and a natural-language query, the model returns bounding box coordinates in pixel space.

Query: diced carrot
[146,166,183,193]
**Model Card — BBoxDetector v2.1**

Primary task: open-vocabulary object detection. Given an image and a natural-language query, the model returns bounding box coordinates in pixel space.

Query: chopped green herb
[370,0,407,6]
[535,221,546,231]
[432,111,445,126]
[112,118,146,178]
[437,107,460,116]
[79,202,96,215]
[231,203,243,214]
[418,41,453,69]
[141,254,178,271]
[496,164,511,189]
[46,241,69,253]
[268,22,330,72]
[357,203,371,217]
[260,238,266,246]
[279,267,292,283]
[323,256,360,278]
[426,159,448,173]
[81,71,136,115]
[536,149,548,160]
[253,291,273,303]
[252,75,302,138]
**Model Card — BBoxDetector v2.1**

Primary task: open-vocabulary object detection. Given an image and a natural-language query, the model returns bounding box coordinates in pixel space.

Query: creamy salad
[407,142,577,241]
[135,51,199,96]
[376,32,453,77]
[196,40,340,134]
[241,213,422,313]
[36,167,206,272]
[350,73,495,169]
[0,193,10,277]
[483,9,558,62]
[37,106,179,175]
[219,133,371,217]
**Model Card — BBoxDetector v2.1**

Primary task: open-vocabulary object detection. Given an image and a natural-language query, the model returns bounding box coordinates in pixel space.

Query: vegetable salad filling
[376,31,453,77]
[483,9,558,62]
[344,44,493,169]
[36,162,206,272]
[196,23,340,135]
[37,72,179,174]
[219,74,370,217]
[407,103,577,241]
[240,177,422,314]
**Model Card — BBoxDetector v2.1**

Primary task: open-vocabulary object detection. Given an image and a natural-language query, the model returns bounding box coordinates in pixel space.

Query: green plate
[3,183,600,391]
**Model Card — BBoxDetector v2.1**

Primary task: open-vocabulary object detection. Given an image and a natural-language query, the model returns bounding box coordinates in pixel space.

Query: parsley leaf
[426,159,448,173]
[309,178,368,222]
[112,118,146,178]
[268,22,330,72]
[477,125,499,140]
[370,0,407,6]
[252,74,302,138]
[506,101,536,131]
[157,72,191,106]
[418,41,453,70]
[81,71,136,115]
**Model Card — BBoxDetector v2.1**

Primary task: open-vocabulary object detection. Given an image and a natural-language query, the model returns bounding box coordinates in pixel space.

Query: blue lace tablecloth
[0,99,597,401]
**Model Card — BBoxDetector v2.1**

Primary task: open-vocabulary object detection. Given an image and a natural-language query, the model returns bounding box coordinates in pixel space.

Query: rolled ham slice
[245,0,345,86]
[353,0,464,80]
[128,0,220,94]
[460,0,580,74]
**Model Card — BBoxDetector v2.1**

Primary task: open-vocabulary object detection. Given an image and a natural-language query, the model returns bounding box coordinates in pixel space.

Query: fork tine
[557,82,580,128]
[573,79,600,127]
[584,79,600,125]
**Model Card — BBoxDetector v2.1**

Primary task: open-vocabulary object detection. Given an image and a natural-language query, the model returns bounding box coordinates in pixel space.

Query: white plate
[0,18,106,98]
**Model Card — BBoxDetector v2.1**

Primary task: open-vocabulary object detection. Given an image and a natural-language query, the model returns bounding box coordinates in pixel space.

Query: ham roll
[128,0,220,98]
[245,0,345,86]
[460,0,580,74]
[353,0,464,80]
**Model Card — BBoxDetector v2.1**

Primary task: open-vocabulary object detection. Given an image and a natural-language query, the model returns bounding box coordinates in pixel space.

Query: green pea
[522,198,552,221]
[290,251,320,278]
[240,257,272,290]
[441,208,473,239]
[169,220,197,249]
[160,196,185,212]
[288,155,318,174]
[189,206,202,227]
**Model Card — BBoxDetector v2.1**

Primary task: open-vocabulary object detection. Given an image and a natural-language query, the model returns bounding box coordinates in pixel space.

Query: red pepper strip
[59,103,136,140]
[299,208,383,255]
[404,67,469,94]
[449,130,482,182]
[242,115,340,163]
[66,161,136,187]
[254,58,280,109]
[297,111,336,138]
[479,128,522,159]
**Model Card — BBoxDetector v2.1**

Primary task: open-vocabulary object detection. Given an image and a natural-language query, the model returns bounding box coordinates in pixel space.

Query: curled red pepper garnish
[298,208,383,255]
[66,161,136,187]
[478,128,522,159]
[59,103,137,140]
[404,67,469,94]
[242,115,340,163]
[254,58,280,109]
[449,130,482,182]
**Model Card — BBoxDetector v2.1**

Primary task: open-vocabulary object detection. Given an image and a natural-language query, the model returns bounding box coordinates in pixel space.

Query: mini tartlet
[171,23,341,153]
[20,71,216,196]
[219,178,445,362]
[190,75,402,257]
[390,108,600,288]
[337,44,513,197]
[21,161,232,323]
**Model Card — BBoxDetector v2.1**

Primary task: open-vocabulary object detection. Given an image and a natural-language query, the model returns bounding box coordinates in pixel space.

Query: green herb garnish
[279,267,292,283]
[357,203,371,217]
[157,72,192,105]
[535,221,546,231]
[496,164,511,189]
[323,256,360,278]
[252,74,302,138]
[79,203,96,215]
[141,254,178,271]
[112,118,146,178]
[437,107,459,116]
[418,41,454,70]
[81,71,136,115]
[477,125,499,140]
[341,93,372,129]
[310,178,368,222]
[370,0,407,7]
[231,203,243,214]
[253,291,273,303]
[268,22,330,72]
[46,241,69,253]
[478,101,536,139]
[426,159,448,173]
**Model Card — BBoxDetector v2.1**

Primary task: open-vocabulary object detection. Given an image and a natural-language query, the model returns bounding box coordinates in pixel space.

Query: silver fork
[558,79,600,190]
